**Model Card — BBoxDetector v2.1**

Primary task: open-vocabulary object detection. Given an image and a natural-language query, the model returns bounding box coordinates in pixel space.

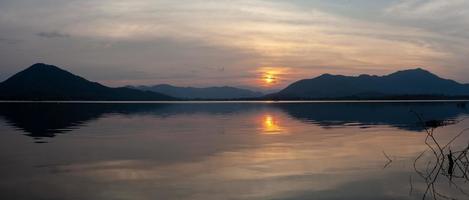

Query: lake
[0,101,468,200]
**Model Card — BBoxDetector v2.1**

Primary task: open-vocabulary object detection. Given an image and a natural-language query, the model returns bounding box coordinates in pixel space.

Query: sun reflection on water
[261,114,283,134]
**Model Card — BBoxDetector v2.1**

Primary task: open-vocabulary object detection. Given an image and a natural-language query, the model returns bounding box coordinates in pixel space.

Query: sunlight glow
[264,73,275,84]
[257,67,291,88]
[262,114,282,134]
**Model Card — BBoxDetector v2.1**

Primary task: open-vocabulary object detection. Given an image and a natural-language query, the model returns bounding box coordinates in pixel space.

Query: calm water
[0,102,469,200]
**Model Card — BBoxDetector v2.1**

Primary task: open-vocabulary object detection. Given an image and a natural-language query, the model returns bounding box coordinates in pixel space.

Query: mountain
[269,68,469,99]
[0,63,176,101]
[130,84,263,99]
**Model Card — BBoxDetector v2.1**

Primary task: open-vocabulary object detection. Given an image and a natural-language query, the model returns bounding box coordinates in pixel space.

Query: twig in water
[383,151,393,169]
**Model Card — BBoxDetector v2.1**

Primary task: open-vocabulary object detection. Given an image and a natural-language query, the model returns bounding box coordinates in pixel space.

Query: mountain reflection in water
[0,102,467,140]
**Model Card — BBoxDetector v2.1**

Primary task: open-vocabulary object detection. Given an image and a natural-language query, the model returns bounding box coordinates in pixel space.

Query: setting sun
[257,67,291,88]
[264,73,275,84]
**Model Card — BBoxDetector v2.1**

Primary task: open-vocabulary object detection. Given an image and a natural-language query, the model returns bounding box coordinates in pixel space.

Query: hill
[131,84,263,99]
[268,68,469,99]
[0,63,175,101]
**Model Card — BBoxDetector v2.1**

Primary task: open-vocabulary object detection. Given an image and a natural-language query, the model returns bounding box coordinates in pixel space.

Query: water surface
[0,102,468,200]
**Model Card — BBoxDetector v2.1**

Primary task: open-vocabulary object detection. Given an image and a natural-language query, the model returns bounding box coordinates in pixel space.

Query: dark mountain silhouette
[0,63,175,101]
[130,84,263,99]
[269,68,469,99]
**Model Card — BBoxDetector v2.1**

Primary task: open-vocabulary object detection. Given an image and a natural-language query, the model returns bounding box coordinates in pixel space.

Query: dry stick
[444,131,469,181]
[427,163,444,200]
[422,160,438,200]
[409,175,414,196]
[411,110,469,200]
[463,149,469,182]
[412,115,443,200]
[426,134,450,200]
[411,111,439,200]
[434,192,455,200]
[442,175,469,197]
[383,151,393,169]
[442,128,469,150]
[428,128,445,159]
[414,150,428,179]
[454,160,468,180]
[411,110,443,162]
[425,130,444,181]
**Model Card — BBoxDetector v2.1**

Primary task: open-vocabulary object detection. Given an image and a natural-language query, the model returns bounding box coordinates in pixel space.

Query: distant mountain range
[268,68,469,100]
[129,84,263,99]
[0,63,175,101]
[1,63,468,101]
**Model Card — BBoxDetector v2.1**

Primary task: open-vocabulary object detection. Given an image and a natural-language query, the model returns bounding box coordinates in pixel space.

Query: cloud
[385,0,469,39]
[0,37,21,45]
[36,31,70,38]
[1,0,469,86]
[385,0,469,18]
[382,0,469,79]
[3,1,444,63]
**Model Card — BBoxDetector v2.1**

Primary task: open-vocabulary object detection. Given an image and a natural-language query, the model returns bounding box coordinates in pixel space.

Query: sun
[258,67,289,87]
[264,73,275,84]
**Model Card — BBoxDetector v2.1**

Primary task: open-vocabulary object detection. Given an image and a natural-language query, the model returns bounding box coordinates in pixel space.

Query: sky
[0,0,468,90]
